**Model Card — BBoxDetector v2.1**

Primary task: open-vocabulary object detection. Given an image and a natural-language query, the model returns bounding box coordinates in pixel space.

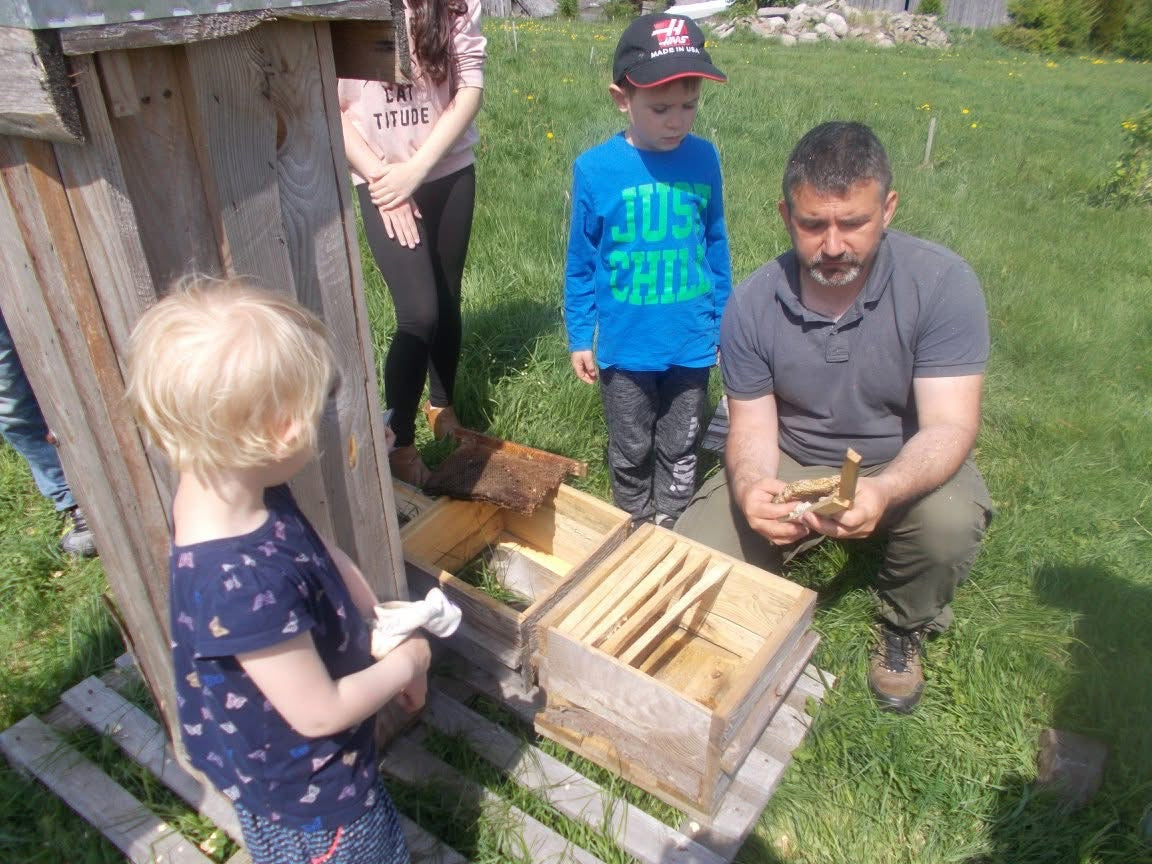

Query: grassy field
[3,18,1152,864]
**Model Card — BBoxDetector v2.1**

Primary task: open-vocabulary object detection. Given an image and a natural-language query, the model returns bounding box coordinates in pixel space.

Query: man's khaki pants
[675,454,993,632]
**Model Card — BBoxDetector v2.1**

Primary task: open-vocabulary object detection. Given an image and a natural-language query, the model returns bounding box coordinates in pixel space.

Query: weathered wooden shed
[0,0,408,753]
[853,0,1010,30]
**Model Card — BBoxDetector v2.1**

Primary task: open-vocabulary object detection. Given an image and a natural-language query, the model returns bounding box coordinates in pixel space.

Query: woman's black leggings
[358,165,475,447]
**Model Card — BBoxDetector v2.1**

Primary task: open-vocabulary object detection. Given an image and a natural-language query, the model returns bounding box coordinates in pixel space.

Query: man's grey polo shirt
[720,229,988,468]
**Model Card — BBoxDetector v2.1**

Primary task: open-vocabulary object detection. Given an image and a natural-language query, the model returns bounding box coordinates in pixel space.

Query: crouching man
[677,121,993,713]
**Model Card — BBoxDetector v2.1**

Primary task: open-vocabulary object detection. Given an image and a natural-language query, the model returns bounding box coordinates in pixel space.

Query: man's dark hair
[782,122,892,207]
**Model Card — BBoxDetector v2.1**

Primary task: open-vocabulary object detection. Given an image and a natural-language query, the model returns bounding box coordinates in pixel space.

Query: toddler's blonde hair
[125,276,336,474]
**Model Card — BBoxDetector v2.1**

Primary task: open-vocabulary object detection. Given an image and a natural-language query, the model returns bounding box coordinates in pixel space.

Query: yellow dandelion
[961,107,970,114]
[546,131,554,140]
[918,103,932,111]
[526,94,535,101]
[970,122,979,128]
[1046,60,1058,68]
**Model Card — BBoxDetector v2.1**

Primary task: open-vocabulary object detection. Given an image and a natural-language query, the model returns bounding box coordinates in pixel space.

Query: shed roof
[0,0,354,29]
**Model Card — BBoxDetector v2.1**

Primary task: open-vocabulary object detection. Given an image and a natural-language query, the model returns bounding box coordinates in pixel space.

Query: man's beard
[805,253,862,288]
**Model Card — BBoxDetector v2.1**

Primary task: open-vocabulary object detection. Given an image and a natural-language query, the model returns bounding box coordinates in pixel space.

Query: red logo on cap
[651,18,690,48]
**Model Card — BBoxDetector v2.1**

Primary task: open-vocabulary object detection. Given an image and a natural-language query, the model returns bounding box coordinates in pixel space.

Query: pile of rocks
[709,1,951,48]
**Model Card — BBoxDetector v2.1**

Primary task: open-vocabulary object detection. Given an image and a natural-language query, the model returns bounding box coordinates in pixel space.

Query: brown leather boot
[388,445,430,488]
[868,623,926,713]
[423,404,462,440]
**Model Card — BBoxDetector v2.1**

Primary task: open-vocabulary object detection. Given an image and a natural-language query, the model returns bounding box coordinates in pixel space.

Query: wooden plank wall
[0,19,404,756]
[940,0,1009,29]
[0,26,83,142]
[851,0,1010,28]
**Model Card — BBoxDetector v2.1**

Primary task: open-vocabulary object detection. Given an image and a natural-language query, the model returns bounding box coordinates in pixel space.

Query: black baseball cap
[612,13,727,88]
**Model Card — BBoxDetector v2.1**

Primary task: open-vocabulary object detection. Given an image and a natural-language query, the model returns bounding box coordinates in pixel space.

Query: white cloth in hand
[371,587,462,659]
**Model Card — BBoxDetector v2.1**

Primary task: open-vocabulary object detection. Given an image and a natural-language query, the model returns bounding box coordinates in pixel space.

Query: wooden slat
[406,562,523,670]
[618,563,731,667]
[423,689,726,864]
[0,26,83,142]
[261,20,403,597]
[58,51,166,363]
[313,17,407,599]
[383,731,602,864]
[595,549,705,653]
[58,0,393,55]
[502,484,628,562]
[180,23,331,549]
[101,45,223,290]
[0,715,214,864]
[0,136,179,746]
[61,676,244,844]
[563,528,673,639]
[397,812,470,864]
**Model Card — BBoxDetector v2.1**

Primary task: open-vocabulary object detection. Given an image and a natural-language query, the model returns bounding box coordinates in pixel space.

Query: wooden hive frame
[535,524,818,819]
[401,484,630,688]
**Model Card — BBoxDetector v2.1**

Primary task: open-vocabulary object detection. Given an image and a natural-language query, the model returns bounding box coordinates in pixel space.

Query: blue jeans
[0,310,74,511]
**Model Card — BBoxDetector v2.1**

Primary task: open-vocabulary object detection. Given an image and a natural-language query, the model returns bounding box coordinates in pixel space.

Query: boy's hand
[570,350,598,384]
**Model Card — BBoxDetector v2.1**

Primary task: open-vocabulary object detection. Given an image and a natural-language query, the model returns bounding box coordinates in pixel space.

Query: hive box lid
[1,0,368,29]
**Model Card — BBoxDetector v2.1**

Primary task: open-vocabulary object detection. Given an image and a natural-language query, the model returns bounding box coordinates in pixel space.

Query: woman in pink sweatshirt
[339,0,486,486]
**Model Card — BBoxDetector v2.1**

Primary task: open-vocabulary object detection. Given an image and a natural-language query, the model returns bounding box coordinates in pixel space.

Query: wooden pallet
[1,651,832,863]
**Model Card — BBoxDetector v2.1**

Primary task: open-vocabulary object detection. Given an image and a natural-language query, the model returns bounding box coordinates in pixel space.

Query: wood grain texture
[55,53,161,377]
[562,529,675,640]
[103,46,223,289]
[0,135,178,747]
[314,19,406,597]
[425,689,725,864]
[61,675,244,844]
[58,1,394,56]
[0,716,214,864]
[0,26,83,142]
[384,730,605,864]
[541,628,713,766]
[618,562,731,667]
[593,547,702,653]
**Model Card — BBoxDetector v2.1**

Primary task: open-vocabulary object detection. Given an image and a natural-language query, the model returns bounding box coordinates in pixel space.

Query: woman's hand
[369,159,428,211]
[379,201,423,250]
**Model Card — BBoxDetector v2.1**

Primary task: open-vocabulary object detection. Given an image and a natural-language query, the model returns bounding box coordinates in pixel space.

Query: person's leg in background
[358,185,441,486]
[0,311,95,556]
[599,368,658,527]
[650,366,710,528]
[417,165,475,440]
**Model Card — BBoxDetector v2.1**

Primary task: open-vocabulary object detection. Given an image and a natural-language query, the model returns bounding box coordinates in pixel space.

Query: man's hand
[740,476,814,545]
[800,475,890,540]
[570,350,598,383]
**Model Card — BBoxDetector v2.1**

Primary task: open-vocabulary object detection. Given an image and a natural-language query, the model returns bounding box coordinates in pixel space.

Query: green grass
[4,19,1152,864]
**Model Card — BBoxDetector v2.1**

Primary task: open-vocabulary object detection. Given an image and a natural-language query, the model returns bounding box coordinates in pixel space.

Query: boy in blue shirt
[565,13,732,527]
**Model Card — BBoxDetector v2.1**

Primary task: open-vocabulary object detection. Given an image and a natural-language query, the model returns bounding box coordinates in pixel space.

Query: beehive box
[534,523,818,819]
[401,484,630,686]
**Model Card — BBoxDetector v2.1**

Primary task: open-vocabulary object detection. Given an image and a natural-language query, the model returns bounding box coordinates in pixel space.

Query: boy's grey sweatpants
[599,366,710,523]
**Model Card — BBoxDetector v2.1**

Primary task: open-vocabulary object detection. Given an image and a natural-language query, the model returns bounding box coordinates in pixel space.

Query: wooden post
[922,115,937,167]
[0,5,405,756]
[0,26,83,142]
